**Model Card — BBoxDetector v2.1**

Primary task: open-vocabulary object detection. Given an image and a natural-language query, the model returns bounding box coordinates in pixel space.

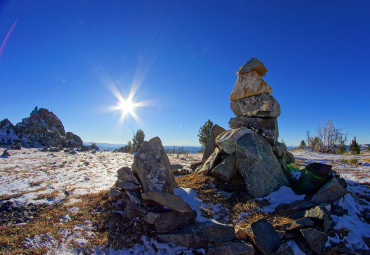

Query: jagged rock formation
[0,107,83,148]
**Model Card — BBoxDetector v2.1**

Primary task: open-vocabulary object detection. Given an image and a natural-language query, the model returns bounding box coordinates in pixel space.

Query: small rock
[123,202,147,219]
[311,177,349,203]
[117,167,140,185]
[237,57,268,76]
[211,153,238,181]
[190,161,203,171]
[171,164,183,170]
[198,147,224,175]
[116,180,141,191]
[273,242,294,255]
[125,190,141,204]
[203,124,225,162]
[141,192,192,213]
[154,210,197,233]
[157,221,235,249]
[109,187,121,198]
[289,200,315,211]
[276,217,314,232]
[144,212,160,224]
[207,240,255,255]
[300,228,328,254]
[247,219,280,255]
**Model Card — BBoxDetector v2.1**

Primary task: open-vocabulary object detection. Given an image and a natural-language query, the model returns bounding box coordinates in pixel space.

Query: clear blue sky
[1,0,369,146]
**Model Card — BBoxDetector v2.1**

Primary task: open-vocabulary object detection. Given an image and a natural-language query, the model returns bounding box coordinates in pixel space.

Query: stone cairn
[199,57,291,198]
[109,58,351,254]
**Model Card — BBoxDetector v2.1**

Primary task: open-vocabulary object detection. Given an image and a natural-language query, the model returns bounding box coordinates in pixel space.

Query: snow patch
[258,186,305,213]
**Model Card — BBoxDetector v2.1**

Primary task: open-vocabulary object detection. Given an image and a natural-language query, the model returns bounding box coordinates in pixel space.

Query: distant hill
[84,142,202,153]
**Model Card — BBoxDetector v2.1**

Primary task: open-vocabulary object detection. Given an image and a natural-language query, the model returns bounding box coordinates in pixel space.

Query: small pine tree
[349,136,360,155]
[132,129,145,152]
[197,119,214,148]
[123,140,133,153]
[299,140,306,149]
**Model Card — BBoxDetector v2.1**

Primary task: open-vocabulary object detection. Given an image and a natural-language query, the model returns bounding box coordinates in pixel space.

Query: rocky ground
[0,147,369,254]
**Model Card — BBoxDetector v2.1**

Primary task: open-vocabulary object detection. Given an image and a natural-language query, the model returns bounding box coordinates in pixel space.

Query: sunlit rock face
[0,107,83,148]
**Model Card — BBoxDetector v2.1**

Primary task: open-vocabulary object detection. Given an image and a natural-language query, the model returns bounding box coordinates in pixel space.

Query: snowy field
[0,148,369,254]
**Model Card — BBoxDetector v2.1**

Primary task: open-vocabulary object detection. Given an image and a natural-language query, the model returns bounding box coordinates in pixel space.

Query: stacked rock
[229,57,279,145]
[199,58,293,198]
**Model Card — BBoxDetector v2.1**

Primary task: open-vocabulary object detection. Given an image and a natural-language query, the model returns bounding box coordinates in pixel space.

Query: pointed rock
[311,177,349,203]
[300,228,328,254]
[216,127,253,154]
[132,137,176,194]
[247,219,280,255]
[211,153,238,181]
[198,147,224,175]
[230,71,272,101]
[202,124,225,162]
[237,57,268,76]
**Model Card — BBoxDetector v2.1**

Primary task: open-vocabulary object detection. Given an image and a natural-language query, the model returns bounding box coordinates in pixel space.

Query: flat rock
[300,228,328,254]
[144,212,159,224]
[115,180,141,191]
[237,57,268,76]
[273,242,294,255]
[132,137,176,194]
[123,202,147,219]
[311,177,349,203]
[230,93,280,117]
[141,192,192,213]
[154,210,197,233]
[230,71,272,101]
[157,221,235,249]
[276,217,314,232]
[229,116,279,145]
[125,190,141,204]
[198,147,224,175]
[216,127,253,154]
[248,219,280,255]
[207,240,255,255]
[109,187,121,198]
[236,132,288,198]
[211,153,238,181]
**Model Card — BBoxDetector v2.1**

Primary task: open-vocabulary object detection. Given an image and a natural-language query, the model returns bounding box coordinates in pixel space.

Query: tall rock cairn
[199,58,294,198]
[229,57,279,145]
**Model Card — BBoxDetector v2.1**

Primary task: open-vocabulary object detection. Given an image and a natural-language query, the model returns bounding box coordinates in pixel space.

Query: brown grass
[0,190,112,254]
[36,190,60,200]
[0,192,27,201]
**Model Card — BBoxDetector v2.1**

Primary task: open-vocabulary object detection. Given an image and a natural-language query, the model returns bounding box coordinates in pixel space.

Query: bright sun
[118,99,136,115]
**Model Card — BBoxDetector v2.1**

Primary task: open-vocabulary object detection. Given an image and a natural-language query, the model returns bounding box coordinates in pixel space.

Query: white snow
[330,194,370,250]
[258,186,305,213]
[286,240,305,255]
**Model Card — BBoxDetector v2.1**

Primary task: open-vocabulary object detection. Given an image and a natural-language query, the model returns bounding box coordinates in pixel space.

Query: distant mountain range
[84,142,202,153]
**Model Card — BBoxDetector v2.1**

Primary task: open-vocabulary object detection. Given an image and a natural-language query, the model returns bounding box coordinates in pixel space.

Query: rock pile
[0,107,83,148]
[109,136,255,252]
[198,58,291,198]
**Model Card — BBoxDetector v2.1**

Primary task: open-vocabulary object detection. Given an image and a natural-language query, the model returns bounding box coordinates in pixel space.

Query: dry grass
[36,190,60,200]
[0,190,112,254]
[0,192,27,201]
[29,180,43,187]
[338,158,358,165]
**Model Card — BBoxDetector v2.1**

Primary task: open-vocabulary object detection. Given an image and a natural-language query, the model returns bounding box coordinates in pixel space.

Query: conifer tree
[132,129,145,152]
[198,119,214,148]
[349,136,360,155]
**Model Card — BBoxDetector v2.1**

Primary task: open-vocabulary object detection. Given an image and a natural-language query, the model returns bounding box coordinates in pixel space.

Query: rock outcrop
[0,107,83,148]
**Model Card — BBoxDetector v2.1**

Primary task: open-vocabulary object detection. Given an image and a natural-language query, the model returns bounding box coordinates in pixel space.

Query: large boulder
[216,127,253,154]
[211,153,238,181]
[236,132,288,198]
[230,93,280,118]
[311,177,348,203]
[237,57,268,76]
[202,124,225,162]
[0,119,19,145]
[230,71,272,101]
[141,192,192,213]
[157,221,235,249]
[229,116,279,145]
[132,137,176,194]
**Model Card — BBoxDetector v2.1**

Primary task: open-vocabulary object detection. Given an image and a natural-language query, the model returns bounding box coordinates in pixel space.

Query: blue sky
[0,0,369,146]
